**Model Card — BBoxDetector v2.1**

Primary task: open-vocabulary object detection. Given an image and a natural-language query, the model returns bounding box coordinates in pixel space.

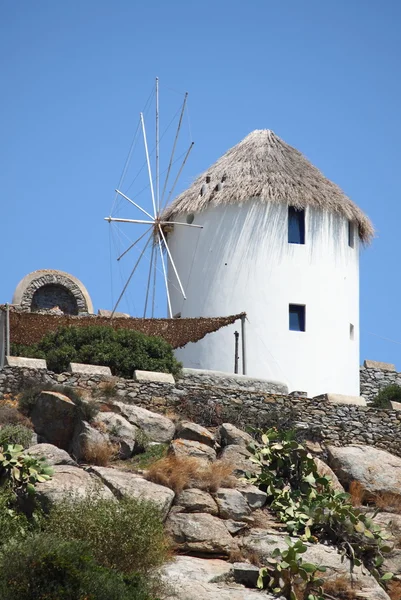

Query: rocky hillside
[1,380,401,600]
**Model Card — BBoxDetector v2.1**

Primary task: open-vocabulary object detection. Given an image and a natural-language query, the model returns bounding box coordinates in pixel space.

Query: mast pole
[156,77,160,214]
[140,112,157,218]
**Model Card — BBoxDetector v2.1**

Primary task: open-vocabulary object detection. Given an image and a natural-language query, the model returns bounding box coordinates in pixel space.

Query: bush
[0,533,155,600]
[0,404,32,428]
[0,424,33,448]
[12,325,182,378]
[372,384,401,409]
[44,493,169,575]
[0,488,33,548]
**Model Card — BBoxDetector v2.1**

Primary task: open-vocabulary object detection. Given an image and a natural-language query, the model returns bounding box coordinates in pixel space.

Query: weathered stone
[391,401,401,411]
[313,457,344,493]
[97,309,130,318]
[314,393,366,406]
[69,363,112,376]
[328,445,401,504]
[237,484,267,509]
[5,356,47,369]
[165,512,235,555]
[214,488,251,520]
[219,445,261,477]
[176,421,215,447]
[90,466,174,519]
[30,391,77,450]
[35,465,114,505]
[219,423,253,447]
[114,402,175,442]
[70,421,110,461]
[27,443,77,466]
[364,360,395,371]
[94,411,137,457]
[224,520,248,534]
[161,555,232,584]
[134,370,175,384]
[170,439,216,462]
[163,579,271,600]
[174,489,218,515]
[233,562,260,587]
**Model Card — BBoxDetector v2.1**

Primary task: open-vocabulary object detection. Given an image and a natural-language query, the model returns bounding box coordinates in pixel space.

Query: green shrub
[372,384,401,408]
[0,424,33,448]
[0,444,53,497]
[18,381,98,422]
[11,325,182,378]
[0,488,33,548]
[44,493,169,575]
[0,533,155,600]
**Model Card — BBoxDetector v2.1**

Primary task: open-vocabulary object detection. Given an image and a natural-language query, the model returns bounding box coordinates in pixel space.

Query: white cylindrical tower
[163,131,373,398]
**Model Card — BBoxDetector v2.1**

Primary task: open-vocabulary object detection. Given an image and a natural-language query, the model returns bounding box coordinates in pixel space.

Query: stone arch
[12,270,94,315]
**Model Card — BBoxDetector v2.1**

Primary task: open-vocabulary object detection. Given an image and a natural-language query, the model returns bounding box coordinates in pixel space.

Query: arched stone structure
[12,270,94,315]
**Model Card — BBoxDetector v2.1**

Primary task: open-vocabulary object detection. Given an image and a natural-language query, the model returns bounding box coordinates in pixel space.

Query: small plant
[322,575,360,599]
[372,384,401,409]
[0,444,53,496]
[348,480,365,507]
[96,379,118,399]
[0,424,33,449]
[134,429,150,453]
[80,439,118,466]
[0,404,33,428]
[117,443,168,472]
[257,537,326,600]
[147,455,235,493]
[44,493,169,575]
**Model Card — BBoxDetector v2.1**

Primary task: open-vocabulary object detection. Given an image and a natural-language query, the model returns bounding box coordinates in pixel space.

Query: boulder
[237,484,267,510]
[224,520,248,535]
[35,465,114,506]
[174,489,218,515]
[27,443,77,466]
[165,512,235,555]
[90,466,174,519]
[176,422,215,447]
[240,530,390,600]
[114,402,175,442]
[30,391,77,450]
[219,423,253,447]
[214,488,252,520]
[170,439,216,462]
[94,412,137,458]
[313,457,344,493]
[70,421,110,461]
[219,445,261,477]
[327,445,401,503]
[232,562,260,587]
[164,580,271,600]
[161,555,232,584]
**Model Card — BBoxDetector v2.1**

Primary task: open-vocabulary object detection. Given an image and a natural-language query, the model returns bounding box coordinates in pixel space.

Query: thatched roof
[163,130,373,242]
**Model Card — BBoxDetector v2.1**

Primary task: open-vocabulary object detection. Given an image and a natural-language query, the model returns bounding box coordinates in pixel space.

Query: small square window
[288,207,305,244]
[350,323,354,340]
[289,304,305,332]
[348,222,355,248]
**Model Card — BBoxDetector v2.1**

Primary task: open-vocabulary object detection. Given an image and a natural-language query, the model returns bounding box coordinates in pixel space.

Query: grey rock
[224,520,248,535]
[35,465,114,506]
[170,438,216,462]
[327,445,401,504]
[313,457,345,493]
[219,423,253,447]
[176,421,215,447]
[214,488,252,520]
[174,489,218,515]
[161,555,233,584]
[114,402,175,442]
[163,580,271,600]
[70,421,110,461]
[134,370,175,384]
[69,363,112,376]
[233,562,260,587]
[165,512,235,555]
[27,443,77,466]
[237,484,267,509]
[90,466,174,519]
[219,445,261,477]
[95,411,137,458]
[30,391,77,450]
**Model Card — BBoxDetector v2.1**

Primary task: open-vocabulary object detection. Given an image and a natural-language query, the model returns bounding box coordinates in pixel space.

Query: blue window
[288,207,305,244]
[289,304,305,332]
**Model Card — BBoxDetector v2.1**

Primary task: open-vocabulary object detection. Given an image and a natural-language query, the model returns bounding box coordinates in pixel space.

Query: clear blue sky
[1,0,401,367]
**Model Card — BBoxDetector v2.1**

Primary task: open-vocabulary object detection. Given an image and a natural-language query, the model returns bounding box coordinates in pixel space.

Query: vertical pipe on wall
[241,314,247,375]
[234,330,239,374]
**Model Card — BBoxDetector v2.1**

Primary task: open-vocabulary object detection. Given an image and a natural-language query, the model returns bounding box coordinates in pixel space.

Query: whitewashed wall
[167,200,360,397]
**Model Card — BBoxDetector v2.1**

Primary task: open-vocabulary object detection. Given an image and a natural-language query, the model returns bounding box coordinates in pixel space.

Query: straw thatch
[163,130,373,242]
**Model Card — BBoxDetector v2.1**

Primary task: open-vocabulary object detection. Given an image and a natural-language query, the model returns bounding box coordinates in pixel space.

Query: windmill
[105,78,202,318]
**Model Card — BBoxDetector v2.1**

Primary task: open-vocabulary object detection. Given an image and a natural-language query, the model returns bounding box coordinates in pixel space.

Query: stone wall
[360,360,401,403]
[2,365,401,457]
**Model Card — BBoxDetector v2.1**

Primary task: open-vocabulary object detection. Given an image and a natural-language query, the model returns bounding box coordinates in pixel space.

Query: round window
[186,213,195,224]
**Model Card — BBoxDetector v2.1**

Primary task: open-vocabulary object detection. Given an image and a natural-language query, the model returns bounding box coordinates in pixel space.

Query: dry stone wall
[360,360,401,403]
[1,365,401,457]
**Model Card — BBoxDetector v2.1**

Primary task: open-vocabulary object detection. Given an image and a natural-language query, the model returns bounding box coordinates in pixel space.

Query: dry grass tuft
[81,440,118,466]
[388,579,401,600]
[322,575,360,599]
[349,480,365,507]
[95,379,118,399]
[92,420,108,434]
[228,546,262,567]
[146,455,235,494]
[373,492,401,514]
